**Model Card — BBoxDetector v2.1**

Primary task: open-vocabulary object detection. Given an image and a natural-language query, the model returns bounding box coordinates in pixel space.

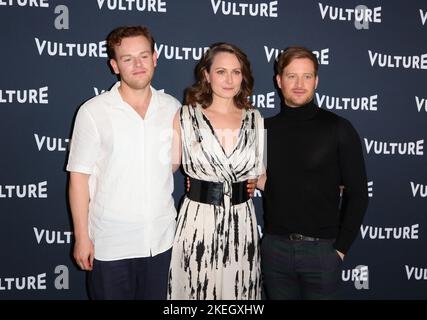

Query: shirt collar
[109,81,158,113]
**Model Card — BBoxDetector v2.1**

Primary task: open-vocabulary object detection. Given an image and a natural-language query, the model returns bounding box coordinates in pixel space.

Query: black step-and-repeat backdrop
[1,0,426,299]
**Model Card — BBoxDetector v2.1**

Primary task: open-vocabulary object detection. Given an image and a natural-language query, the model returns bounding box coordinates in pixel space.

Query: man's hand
[74,237,94,271]
[247,179,257,198]
[336,250,345,261]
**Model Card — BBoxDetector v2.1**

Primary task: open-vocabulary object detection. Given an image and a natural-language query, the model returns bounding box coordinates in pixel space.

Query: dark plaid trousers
[261,233,343,300]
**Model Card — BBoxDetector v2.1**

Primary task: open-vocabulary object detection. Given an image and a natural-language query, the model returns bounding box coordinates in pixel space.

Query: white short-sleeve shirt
[67,81,181,261]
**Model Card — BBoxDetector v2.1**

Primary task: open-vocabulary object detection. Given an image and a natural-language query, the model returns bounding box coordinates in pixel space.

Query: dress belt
[285,233,321,241]
[187,177,249,206]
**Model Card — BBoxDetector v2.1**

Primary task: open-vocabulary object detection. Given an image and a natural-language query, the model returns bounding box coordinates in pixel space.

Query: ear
[204,69,210,84]
[276,74,282,89]
[315,75,319,89]
[110,59,119,75]
[152,51,158,67]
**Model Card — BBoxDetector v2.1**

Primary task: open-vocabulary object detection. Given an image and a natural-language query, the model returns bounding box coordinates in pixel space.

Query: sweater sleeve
[333,118,369,254]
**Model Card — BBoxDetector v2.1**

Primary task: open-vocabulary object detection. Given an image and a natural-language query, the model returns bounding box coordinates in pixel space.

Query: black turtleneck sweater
[263,101,369,254]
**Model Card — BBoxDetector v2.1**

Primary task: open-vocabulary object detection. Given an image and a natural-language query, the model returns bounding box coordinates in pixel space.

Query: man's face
[276,58,318,108]
[110,35,157,90]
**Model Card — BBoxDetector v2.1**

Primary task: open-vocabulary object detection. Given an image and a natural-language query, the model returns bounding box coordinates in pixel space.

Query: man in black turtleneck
[258,47,369,299]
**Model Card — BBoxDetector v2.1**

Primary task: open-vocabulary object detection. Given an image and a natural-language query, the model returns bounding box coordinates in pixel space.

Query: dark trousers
[261,234,342,300]
[88,248,171,300]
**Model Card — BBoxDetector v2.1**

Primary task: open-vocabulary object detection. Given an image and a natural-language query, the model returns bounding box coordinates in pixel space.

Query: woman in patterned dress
[168,43,264,300]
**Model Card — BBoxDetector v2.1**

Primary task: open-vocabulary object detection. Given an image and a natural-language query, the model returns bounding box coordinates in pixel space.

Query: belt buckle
[289,233,303,241]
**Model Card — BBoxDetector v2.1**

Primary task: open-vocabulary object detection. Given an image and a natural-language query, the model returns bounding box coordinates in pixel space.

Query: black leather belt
[286,233,321,241]
[187,177,249,206]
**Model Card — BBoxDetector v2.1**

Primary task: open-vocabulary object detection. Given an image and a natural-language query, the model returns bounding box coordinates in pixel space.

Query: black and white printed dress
[168,104,264,300]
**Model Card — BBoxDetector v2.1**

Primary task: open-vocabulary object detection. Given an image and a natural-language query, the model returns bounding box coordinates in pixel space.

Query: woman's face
[205,52,243,101]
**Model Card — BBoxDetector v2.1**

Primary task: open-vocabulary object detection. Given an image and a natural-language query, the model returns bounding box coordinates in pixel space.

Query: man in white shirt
[67,26,181,299]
